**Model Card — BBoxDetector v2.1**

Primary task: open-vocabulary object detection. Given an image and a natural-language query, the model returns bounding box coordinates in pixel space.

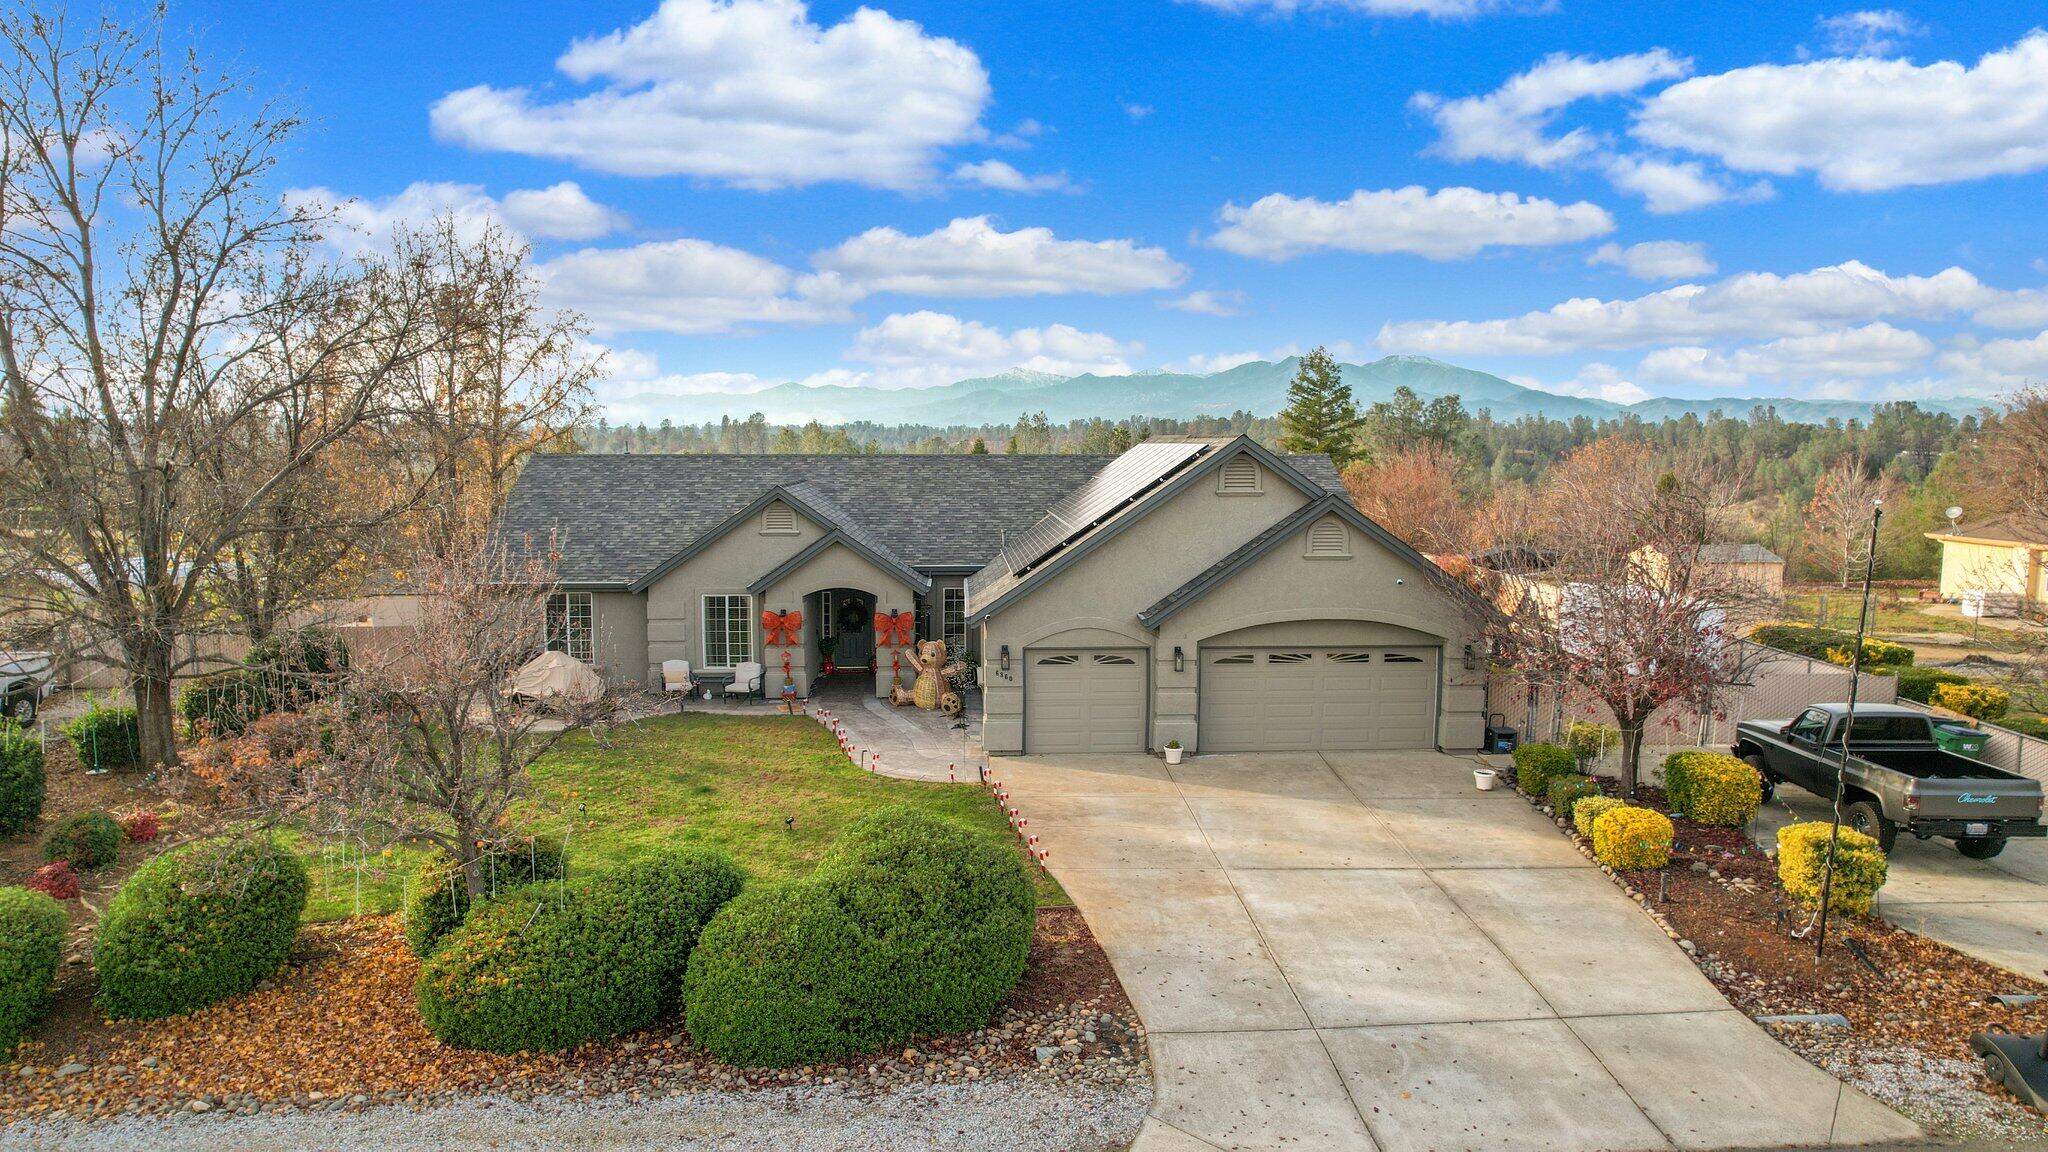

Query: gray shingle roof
[505,448,1351,589]
[1698,543,1784,565]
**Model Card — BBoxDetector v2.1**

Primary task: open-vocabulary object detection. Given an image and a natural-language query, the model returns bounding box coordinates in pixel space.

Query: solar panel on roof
[1000,441,1211,574]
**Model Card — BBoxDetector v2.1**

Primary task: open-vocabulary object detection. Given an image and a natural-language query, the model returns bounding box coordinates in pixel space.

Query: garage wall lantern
[1173,646,1185,673]
[1462,643,1477,672]
[999,644,1011,674]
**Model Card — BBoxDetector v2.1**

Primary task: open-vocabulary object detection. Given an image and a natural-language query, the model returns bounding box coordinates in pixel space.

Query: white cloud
[951,160,1077,193]
[1973,288,2048,330]
[843,310,1138,388]
[1528,363,1652,405]
[499,182,631,240]
[1639,323,1934,386]
[990,118,1046,149]
[1603,155,1771,215]
[1634,32,2048,192]
[1124,103,1154,121]
[428,0,990,190]
[1939,329,2048,387]
[290,181,626,255]
[539,238,855,335]
[1208,185,1614,261]
[1186,0,1516,16]
[1815,10,1923,58]
[1168,350,1268,374]
[1587,240,1716,280]
[1412,50,1691,167]
[813,216,1186,297]
[1379,261,1990,355]
[1161,290,1247,316]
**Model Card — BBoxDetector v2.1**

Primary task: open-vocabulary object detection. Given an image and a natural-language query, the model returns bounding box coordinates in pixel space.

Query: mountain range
[606,357,1983,429]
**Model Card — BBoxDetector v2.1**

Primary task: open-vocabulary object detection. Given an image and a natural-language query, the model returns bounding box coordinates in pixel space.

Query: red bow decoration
[873,610,916,647]
[760,609,804,647]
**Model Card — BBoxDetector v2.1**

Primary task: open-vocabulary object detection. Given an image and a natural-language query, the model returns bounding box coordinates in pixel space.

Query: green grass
[296,712,1064,922]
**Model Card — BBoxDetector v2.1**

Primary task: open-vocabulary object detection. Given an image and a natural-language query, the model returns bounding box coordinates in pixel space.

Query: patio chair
[661,659,696,695]
[724,661,765,703]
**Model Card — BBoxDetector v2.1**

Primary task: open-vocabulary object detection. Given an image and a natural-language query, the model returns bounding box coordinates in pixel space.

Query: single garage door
[1024,649,1146,753]
[1201,646,1438,752]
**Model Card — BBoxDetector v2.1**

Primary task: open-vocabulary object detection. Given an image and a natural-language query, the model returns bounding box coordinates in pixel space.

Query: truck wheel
[1956,836,2007,860]
[1844,800,1895,853]
[1740,755,1775,802]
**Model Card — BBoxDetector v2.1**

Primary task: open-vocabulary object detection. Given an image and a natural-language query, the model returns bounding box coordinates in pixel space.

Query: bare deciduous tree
[0,10,440,767]
[1804,456,1900,587]
[1341,445,1471,555]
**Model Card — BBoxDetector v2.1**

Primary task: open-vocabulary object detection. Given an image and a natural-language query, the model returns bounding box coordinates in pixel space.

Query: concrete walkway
[1755,790,2048,981]
[993,750,1920,1152]
[801,675,981,782]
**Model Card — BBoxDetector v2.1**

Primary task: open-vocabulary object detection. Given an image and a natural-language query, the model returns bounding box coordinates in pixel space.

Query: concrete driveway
[994,750,1919,1152]
[1755,789,2048,981]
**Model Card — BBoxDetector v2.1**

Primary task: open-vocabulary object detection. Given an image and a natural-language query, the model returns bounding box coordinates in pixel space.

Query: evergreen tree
[968,436,989,454]
[1277,347,1364,467]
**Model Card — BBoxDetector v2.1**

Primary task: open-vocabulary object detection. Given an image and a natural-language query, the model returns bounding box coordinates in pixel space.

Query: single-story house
[496,436,1490,754]
[1632,542,1785,598]
[1925,516,2046,616]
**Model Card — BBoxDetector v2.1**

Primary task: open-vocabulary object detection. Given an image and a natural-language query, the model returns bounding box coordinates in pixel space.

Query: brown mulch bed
[0,907,1143,1123]
[1533,781,2048,1136]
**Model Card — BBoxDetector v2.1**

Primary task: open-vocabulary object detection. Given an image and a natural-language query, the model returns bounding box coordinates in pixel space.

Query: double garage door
[1201,646,1438,752]
[1021,643,1438,753]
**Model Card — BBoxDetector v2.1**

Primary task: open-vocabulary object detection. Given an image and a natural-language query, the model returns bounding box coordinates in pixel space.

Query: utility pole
[1815,499,1883,963]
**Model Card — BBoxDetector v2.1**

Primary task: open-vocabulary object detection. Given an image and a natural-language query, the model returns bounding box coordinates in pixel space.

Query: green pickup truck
[1734,703,2047,859]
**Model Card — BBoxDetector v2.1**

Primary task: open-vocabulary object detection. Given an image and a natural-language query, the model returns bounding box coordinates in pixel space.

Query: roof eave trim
[746,530,934,598]
[966,437,1326,626]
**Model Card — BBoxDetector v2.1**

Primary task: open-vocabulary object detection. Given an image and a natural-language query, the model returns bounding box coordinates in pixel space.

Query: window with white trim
[702,594,754,668]
[545,592,594,663]
[942,587,967,653]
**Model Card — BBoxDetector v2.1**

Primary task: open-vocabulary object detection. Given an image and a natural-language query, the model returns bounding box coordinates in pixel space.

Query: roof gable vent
[1217,455,1261,495]
[1305,517,1350,559]
[761,502,798,535]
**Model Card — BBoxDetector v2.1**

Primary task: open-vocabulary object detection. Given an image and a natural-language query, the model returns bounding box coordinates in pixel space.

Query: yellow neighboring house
[1630,543,1786,598]
[1926,516,2047,614]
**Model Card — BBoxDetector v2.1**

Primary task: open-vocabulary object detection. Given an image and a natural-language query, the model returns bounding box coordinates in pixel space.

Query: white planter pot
[1164,746,1185,765]
[1473,768,1499,791]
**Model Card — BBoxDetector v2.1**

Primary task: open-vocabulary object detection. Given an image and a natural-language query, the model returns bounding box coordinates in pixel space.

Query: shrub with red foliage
[120,811,161,843]
[25,861,79,900]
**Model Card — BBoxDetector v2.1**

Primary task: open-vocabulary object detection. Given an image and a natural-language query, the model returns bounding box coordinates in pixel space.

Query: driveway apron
[993,751,1921,1152]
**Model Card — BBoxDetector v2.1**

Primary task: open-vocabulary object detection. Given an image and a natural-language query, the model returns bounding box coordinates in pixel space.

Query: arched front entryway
[809,588,877,679]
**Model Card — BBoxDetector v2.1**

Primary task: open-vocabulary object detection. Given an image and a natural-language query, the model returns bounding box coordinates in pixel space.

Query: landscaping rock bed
[1527,778,2048,1142]
[0,908,1147,1128]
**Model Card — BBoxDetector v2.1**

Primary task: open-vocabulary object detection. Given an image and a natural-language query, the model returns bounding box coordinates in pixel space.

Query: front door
[824,590,874,670]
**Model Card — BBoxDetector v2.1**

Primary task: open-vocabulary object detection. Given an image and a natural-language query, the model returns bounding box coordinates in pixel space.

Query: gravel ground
[1771,1029,2047,1144]
[0,1077,1152,1152]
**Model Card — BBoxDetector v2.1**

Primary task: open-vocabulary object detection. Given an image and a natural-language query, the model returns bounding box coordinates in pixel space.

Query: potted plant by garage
[818,635,839,677]
[1164,739,1184,765]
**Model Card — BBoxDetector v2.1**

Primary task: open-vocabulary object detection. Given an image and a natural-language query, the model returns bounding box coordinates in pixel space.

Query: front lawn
[301,712,1063,920]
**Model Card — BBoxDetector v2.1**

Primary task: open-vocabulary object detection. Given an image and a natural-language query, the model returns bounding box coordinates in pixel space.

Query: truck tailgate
[1907,775,2045,823]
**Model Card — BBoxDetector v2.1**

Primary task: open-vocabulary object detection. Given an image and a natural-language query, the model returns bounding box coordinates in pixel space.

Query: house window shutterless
[942,587,967,653]
[702,594,754,668]
[545,592,594,662]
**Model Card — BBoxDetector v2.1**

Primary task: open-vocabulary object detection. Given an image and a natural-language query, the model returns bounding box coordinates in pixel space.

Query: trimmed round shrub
[417,848,743,1053]
[42,811,122,871]
[0,724,45,836]
[685,807,1036,1069]
[94,837,308,1019]
[177,670,271,738]
[1572,795,1625,839]
[61,702,141,772]
[25,862,78,900]
[1930,682,2010,721]
[1893,666,1968,704]
[404,836,567,958]
[1547,773,1601,816]
[1777,822,1887,917]
[1511,743,1575,798]
[1592,806,1673,871]
[0,887,67,1055]
[1662,750,1763,827]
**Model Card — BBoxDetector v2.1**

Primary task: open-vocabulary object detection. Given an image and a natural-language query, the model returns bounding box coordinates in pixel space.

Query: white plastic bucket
[1473,768,1499,791]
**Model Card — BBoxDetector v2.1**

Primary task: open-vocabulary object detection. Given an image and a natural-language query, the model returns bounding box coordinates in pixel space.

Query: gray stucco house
[498,435,1489,754]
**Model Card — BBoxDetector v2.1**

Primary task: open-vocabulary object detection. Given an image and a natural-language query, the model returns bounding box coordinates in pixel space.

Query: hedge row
[1748,623,1914,667]
[416,848,743,1053]
[684,807,1036,1069]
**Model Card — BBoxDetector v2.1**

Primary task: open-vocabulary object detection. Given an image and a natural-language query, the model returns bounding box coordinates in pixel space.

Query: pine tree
[968,436,989,454]
[1278,347,1364,467]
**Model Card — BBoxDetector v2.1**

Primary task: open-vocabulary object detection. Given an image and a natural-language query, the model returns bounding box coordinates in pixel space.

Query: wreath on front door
[836,600,869,634]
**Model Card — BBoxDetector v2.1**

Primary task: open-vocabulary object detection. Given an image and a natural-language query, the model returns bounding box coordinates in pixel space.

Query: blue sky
[193,0,2048,418]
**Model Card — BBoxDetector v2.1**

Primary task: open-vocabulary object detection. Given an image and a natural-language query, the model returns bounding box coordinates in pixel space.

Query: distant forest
[569,396,1983,582]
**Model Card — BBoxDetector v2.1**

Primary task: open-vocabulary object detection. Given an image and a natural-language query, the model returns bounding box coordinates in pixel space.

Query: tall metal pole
[1815,499,1883,963]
